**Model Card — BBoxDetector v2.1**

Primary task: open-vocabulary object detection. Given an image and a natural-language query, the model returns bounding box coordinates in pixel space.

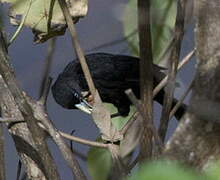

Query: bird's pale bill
[75,99,93,114]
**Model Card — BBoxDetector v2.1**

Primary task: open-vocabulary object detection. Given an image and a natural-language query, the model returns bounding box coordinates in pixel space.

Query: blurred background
[1,0,195,179]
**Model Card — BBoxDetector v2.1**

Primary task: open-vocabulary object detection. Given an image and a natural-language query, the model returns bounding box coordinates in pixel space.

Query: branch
[123,50,194,149]
[169,79,194,119]
[16,160,22,180]
[0,117,24,123]
[0,79,54,179]
[164,0,220,169]
[0,110,5,180]
[0,32,59,179]
[39,38,56,104]
[159,1,186,141]
[125,89,163,154]
[33,103,86,180]
[137,0,154,160]
[153,49,195,97]
[60,131,108,148]
[57,0,96,96]
[39,77,53,105]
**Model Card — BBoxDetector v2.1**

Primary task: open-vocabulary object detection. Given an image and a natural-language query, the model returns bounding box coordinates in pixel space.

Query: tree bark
[138,0,154,160]
[0,30,86,179]
[163,0,220,170]
[0,111,5,180]
[0,76,49,180]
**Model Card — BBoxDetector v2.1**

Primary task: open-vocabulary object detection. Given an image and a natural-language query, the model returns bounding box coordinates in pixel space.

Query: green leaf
[1,0,88,42]
[88,144,112,180]
[123,0,177,64]
[205,161,220,180]
[129,160,204,180]
[104,103,136,130]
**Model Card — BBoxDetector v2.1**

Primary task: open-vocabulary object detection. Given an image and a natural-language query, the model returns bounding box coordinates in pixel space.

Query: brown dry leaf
[119,113,143,157]
[92,91,123,142]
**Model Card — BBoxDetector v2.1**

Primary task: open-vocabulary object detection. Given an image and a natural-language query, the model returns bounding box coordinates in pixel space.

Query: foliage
[87,104,137,179]
[128,160,204,180]
[87,139,112,180]
[0,0,88,42]
[105,103,136,130]
[206,161,220,180]
[123,0,177,64]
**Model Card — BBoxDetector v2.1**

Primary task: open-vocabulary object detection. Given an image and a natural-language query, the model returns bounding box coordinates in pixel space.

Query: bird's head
[51,79,93,114]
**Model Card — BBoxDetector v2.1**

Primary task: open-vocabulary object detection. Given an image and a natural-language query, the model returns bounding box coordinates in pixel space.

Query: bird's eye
[73,91,79,98]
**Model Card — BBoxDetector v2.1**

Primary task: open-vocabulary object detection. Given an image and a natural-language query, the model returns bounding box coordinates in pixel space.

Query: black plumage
[52,53,186,119]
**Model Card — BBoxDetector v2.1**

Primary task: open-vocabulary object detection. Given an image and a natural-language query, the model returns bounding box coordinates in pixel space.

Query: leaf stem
[8,0,33,46]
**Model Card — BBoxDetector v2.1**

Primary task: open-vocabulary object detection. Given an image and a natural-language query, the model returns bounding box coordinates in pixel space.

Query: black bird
[52,53,186,119]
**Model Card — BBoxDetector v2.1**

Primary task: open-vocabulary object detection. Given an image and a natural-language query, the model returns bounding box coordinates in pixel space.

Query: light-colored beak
[75,99,93,114]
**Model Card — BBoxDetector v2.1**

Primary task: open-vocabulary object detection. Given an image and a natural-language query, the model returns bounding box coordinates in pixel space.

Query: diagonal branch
[153,49,195,97]
[164,0,220,169]
[35,76,86,179]
[57,0,96,96]
[0,74,51,179]
[169,79,194,119]
[159,1,186,142]
[0,32,59,180]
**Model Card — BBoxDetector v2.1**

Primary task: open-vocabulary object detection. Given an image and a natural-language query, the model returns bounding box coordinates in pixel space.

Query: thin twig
[16,160,22,180]
[39,77,53,105]
[38,115,86,180]
[120,112,138,135]
[57,0,96,96]
[0,117,24,123]
[39,38,56,103]
[125,89,163,153]
[159,1,186,142]
[57,1,107,178]
[169,79,194,119]
[8,0,33,46]
[60,131,108,148]
[0,116,107,149]
[153,49,195,97]
[125,90,143,117]
[128,154,139,172]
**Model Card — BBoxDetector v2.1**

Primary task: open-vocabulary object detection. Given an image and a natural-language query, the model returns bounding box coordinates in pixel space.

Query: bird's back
[59,53,139,90]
